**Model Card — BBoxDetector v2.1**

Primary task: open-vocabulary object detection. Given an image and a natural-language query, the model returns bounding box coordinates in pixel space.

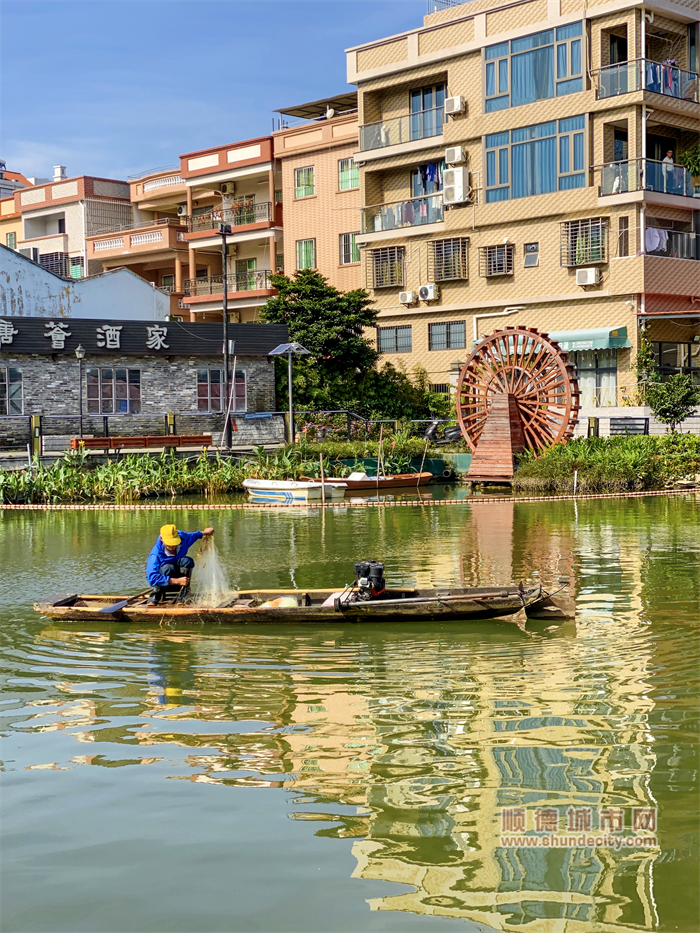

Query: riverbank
[513,434,700,493]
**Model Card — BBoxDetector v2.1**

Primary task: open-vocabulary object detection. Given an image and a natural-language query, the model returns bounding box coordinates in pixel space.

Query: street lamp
[269,342,311,444]
[75,344,85,437]
[219,222,233,448]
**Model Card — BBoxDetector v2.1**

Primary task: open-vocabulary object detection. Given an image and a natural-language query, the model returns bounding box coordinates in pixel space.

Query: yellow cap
[160,524,181,547]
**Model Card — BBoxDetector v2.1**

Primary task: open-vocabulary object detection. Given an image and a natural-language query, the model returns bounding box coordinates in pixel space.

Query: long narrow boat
[34,583,574,627]
[242,478,347,502]
[321,471,433,492]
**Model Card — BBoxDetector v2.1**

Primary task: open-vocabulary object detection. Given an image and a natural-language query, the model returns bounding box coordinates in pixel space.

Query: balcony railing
[143,174,183,192]
[187,202,273,233]
[128,164,180,181]
[184,270,274,297]
[361,193,444,234]
[91,216,185,237]
[595,58,698,102]
[597,158,700,199]
[645,227,699,260]
[359,107,444,152]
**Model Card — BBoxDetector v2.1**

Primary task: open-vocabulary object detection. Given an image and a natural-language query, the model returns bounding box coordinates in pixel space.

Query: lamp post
[75,344,85,437]
[218,223,233,447]
[269,342,311,444]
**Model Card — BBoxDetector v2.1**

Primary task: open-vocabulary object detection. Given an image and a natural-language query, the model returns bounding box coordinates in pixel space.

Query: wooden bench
[70,434,213,451]
[609,418,649,436]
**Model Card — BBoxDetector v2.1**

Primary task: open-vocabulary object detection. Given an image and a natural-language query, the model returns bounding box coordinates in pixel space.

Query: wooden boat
[242,478,346,502]
[34,583,575,628]
[321,471,433,492]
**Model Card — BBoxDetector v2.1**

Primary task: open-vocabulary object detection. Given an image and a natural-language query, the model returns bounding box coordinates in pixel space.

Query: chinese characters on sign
[0,320,19,345]
[96,325,122,349]
[146,325,169,350]
[44,321,71,350]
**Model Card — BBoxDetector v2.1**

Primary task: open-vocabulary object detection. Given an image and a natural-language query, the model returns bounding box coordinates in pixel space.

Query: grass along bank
[513,435,700,493]
[0,436,441,505]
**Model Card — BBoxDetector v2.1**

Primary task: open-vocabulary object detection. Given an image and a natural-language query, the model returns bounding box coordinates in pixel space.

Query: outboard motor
[353,560,386,600]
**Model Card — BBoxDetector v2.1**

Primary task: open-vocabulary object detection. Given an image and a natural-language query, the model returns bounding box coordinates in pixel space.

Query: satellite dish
[326,107,335,119]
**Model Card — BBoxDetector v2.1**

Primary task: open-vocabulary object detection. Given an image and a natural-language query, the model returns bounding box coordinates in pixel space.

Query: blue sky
[1,0,426,180]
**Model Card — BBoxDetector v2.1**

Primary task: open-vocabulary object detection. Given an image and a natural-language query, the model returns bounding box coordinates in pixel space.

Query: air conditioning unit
[399,290,416,305]
[444,96,466,116]
[445,146,465,164]
[576,267,600,286]
[443,167,471,205]
[419,284,439,301]
[220,182,235,195]
[177,205,187,216]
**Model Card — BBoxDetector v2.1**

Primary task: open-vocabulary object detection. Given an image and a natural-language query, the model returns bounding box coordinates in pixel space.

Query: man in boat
[146,523,214,605]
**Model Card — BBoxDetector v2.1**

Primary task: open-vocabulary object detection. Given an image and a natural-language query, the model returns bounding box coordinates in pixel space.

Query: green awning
[546,326,632,352]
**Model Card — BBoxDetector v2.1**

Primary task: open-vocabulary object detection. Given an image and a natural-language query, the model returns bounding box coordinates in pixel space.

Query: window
[653,342,700,384]
[524,242,539,267]
[485,22,582,113]
[485,115,586,203]
[69,256,84,280]
[429,321,466,351]
[431,383,450,393]
[6,232,16,249]
[410,83,446,140]
[235,258,256,290]
[276,253,284,272]
[572,349,617,407]
[197,369,246,412]
[340,232,360,265]
[338,158,359,191]
[618,217,629,257]
[367,246,405,288]
[0,367,22,415]
[162,274,175,290]
[430,237,469,281]
[294,166,315,198]
[296,238,316,270]
[479,244,514,276]
[39,252,70,276]
[86,369,141,414]
[57,218,66,234]
[560,218,608,265]
[378,325,412,353]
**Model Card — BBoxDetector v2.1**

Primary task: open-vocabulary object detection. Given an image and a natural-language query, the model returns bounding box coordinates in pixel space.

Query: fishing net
[192,537,236,607]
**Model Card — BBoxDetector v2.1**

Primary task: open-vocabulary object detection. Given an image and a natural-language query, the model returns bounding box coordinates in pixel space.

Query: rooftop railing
[361,193,443,234]
[594,58,698,102]
[127,164,181,181]
[183,270,274,297]
[359,107,444,152]
[143,174,184,192]
[596,158,700,199]
[90,216,185,237]
[186,201,273,233]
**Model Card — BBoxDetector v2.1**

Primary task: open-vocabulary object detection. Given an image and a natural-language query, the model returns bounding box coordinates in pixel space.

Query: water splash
[192,538,235,607]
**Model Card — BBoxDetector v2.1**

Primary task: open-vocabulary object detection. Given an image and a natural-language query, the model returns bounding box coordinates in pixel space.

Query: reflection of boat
[322,471,433,492]
[34,583,574,626]
[242,478,346,502]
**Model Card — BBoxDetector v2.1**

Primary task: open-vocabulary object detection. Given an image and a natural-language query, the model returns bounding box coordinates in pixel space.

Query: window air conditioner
[399,290,416,305]
[444,96,466,116]
[177,205,187,216]
[576,267,600,286]
[220,182,235,195]
[443,167,471,205]
[445,146,465,164]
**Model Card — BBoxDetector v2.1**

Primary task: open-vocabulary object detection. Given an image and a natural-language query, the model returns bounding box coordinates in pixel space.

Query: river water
[1,495,698,933]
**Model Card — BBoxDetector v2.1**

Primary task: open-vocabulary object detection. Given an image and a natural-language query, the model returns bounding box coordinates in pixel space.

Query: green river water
[1,494,699,933]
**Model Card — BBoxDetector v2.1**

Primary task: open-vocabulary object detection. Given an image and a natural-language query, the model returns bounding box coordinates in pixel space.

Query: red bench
[70,434,213,451]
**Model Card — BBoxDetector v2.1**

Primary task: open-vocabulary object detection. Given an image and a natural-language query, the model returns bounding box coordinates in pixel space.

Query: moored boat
[321,471,433,492]
[242,478,347,502]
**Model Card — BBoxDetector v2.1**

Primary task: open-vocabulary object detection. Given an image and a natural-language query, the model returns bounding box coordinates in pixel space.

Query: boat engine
[353,560,386,600]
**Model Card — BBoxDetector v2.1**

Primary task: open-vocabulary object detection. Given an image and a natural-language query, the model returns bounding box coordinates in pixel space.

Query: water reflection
[3,494,699,932]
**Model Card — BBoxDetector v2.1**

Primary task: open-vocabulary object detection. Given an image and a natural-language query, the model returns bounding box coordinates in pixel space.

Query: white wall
[0,245,169,320]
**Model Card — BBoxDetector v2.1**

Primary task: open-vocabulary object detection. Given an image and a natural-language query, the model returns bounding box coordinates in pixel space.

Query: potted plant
[677,143,700,187]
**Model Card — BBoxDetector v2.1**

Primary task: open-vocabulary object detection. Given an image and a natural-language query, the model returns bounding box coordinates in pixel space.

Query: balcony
[645,227,699,260]
[359,107,444,152]
[143,174,183,192]
[183,270,275,298]
[595,59,698,102]
[596,158,700,199]
[361,193,443,234]
[87,219,187,258]
[186,201,275,234]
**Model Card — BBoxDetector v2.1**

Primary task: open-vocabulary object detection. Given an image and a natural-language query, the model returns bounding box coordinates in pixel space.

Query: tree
[632,329,659,405]
[646,374,700,432]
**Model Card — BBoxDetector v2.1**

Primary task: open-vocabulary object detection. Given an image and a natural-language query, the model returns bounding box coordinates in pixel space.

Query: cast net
[192,537,236,607]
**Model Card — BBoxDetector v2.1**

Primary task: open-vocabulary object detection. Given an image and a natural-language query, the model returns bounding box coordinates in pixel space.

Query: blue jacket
[146,530,203,587]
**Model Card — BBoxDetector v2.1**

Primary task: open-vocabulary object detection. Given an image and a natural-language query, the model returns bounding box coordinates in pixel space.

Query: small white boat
[242,478,347,503]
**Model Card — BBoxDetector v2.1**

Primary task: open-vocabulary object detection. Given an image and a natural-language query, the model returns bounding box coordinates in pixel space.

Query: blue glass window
[485,41,509,59]
[487,150,496,187]
[498,60,509,93]
[486,62,496,96]
[557,43,568,78]
[486,96,510,113]
[499,149,509,184]
[573,133,584,170]
[560,135,570,173]
[556,21,582,39]
[511,29,553,52]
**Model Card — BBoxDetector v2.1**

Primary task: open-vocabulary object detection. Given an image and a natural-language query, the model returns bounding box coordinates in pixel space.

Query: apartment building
[349,0,700,409]
[11,167,132,280]
[273,92,362,291]
[0,161,30,200]
[0,195,23,252]
[87,138,282,323]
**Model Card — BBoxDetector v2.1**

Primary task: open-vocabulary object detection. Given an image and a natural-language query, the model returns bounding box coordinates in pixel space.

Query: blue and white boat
[242,478,347,503]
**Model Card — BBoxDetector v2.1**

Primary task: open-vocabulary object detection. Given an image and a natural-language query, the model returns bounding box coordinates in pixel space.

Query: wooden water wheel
[457,326,579,481]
